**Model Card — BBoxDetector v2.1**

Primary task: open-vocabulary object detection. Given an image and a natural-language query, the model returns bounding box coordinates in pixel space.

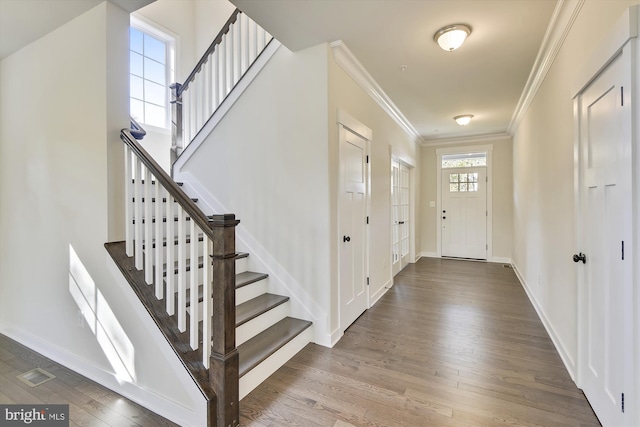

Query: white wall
[0,3,205,425]
[419,137,513,261]
[511,0,637,385]
[175,43,333,343]
[327,48,419,319]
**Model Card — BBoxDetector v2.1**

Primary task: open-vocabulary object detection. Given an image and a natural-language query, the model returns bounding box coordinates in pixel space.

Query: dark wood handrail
[120,128,215,237]
[178,8,242,96]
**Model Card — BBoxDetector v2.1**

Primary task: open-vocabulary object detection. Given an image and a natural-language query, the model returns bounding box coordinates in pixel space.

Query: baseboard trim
[420,252,439,258]
[511,262,576,381]
[369,278,393,307]
[0,321,206,427]
[490,256,512,264]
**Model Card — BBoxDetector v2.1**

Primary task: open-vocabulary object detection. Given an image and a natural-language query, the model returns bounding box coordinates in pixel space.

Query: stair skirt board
[237,301,290,346]
[239,325,313,400]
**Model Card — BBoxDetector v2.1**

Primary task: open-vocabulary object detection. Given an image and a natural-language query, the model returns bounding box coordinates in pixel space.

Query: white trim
[436,144,493,260]
[337,109,372,141]
[490,256,512,264]
[422,133,510,147]
[420,252,439,259]
[511,262,576,379]
[507,0,585,135]
[369,278,393,307]
[330,40,424,144]
[172,40,282,174]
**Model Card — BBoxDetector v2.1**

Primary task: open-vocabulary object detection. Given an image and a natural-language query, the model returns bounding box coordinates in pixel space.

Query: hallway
[240,258,600,426]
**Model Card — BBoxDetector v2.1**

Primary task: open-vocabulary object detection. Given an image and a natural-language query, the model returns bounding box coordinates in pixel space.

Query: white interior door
[441,167,487,259]
[339,126,368,332]
[391,161,401,276]
[577,48,632,427]
[399,163,410,269]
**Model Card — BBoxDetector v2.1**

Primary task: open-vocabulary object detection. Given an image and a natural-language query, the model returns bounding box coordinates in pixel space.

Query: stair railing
[171,9,273,159]
[121,128,240,427]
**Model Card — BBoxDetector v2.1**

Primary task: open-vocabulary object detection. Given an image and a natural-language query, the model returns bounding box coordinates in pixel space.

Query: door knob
[442,216,446,220]
[443,210,446,213]
[573,252,586,264]
[343,236,351,242]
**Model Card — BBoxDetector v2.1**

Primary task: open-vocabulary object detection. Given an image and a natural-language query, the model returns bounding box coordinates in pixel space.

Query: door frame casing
[337,110,371,336]
[436,144,494,260]
[572,6,638,425]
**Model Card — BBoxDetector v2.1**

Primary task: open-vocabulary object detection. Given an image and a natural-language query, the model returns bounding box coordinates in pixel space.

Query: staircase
[105,9,313,427]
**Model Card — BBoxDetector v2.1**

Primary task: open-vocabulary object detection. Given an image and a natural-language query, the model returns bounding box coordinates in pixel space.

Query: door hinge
[366,216,369,224]
[366,155,369,164]
[367,277,370,285]
[621,392,624,413]
[622,241,625,260]
[486,176,488,182]
[621,86,624,106]
[486,244,488,250]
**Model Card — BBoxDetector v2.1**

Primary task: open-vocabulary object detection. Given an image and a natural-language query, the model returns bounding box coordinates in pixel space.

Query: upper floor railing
[171,9,273,160]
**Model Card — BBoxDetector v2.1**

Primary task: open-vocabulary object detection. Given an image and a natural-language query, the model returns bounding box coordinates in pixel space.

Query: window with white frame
[441,152,486,169]
[129,18,175,130]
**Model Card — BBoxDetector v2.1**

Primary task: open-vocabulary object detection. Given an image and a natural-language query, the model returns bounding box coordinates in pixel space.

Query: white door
[577,49,632,427]
[391,161,401,276]
[441,167,487,259]
[391,160,410,275]
[339,126,368,332]
[399,163,410,269]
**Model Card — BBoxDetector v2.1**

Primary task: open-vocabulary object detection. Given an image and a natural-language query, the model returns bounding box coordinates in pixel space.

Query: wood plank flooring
[0,334,178,427]
[239,258,600,427]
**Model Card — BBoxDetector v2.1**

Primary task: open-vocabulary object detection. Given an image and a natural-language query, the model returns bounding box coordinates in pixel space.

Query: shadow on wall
[68,244,136,384]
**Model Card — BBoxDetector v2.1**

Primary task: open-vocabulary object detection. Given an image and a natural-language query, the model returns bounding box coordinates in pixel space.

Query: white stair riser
[235,257,249,274]
[236,280,267,305]
[236,302,290,346]
[239,326,313,400]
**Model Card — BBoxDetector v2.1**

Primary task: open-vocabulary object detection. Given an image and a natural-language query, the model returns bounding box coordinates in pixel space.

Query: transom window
[129,18,175,129]
[442,152,486,168]
[449,172,478,192]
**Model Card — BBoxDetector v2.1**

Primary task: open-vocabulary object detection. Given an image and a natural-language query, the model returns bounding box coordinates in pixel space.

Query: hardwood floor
[240,258,600,427]
[0,334,178,427]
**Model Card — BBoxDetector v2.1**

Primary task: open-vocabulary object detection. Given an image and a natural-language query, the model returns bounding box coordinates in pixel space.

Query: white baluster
[124,146,133,257]
[177,206,186,332]
[144,168,153,284]
[243,14,250,75]
[202,236,211,368]
[228,29,235,94]
[182,89,191,145]
[189,86,197,145]
[190,220,198,350]
[204,58,212,120]
[212,48,220,110]
[221,36,228,98]
[252,20,258,63]
[134,158,143,270]
[166,193,175,315]
[155,184,164,299]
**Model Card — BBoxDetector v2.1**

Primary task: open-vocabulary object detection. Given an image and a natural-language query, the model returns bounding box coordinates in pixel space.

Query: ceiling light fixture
[454,114,474,126]
[434,24,472,51]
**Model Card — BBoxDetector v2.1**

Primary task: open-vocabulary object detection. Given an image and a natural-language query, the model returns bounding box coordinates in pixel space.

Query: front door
[441,167,487,259]
[577,48,632,427]
[339,126,368,332]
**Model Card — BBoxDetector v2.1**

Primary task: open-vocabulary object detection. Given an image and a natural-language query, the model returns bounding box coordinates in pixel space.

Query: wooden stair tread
[238,317,312,377]
[182,270,269,307]
[143,235,204,250]
[236,271,268,289]
[236,293,289,327]
[162,253,249,277]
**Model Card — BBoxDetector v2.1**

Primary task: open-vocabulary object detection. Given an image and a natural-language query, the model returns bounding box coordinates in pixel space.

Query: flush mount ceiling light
[434,24,472,51]
[454,114,474,126]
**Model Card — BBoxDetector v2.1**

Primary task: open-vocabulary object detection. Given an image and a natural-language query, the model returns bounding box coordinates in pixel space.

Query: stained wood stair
[106,190,313,421]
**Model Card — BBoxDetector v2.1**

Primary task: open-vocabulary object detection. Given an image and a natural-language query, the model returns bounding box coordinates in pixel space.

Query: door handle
[343,236,351,242]
[573,252,586,264]
[398,221,405,224]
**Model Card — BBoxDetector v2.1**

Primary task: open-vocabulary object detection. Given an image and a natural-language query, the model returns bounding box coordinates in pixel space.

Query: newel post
[209,214,240,427]
[170,82,183,165]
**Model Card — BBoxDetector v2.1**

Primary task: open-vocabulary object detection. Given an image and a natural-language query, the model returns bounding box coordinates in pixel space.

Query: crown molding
[421,132,511,147]
[330,40,425,144]
[507,0,585,135]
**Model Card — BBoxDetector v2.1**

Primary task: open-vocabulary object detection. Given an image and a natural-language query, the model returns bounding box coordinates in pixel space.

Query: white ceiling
[232,0,557,142]
[0,0,153,60]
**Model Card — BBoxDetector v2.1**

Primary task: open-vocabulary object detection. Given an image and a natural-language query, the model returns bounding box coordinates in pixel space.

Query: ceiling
[0,0,153,60]
[232,0,557,143]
